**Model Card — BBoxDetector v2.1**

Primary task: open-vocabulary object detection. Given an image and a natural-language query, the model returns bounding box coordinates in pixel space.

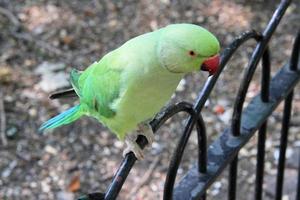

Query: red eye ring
[189,50,196,56]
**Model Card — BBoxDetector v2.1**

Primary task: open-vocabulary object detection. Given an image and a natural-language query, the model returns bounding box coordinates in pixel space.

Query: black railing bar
[228,157,238,200]
[290,31,300,71]
[231,0,291,136]
[163,111,207,200]
[261,48,271,102]
[291,31,300,200]
[296,148,300,200]
[255,122,268,200]
[104,152,136,200]
[173,62,300,199]
[275,91,293,200]
[161,107,209,199]
[104,102,201,199]
[197,115,207,173]
[196,113,207,200]
[254,45,271,200]
[150,102,196,132]
[156,103,207,200]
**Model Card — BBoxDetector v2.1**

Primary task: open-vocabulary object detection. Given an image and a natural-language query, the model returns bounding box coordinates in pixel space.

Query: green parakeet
[40,24,220,159]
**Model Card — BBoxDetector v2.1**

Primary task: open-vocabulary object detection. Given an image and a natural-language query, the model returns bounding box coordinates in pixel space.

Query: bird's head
[157,24,220,76]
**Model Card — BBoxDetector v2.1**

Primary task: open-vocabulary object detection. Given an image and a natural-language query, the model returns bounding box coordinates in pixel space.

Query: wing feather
[80,61,123,118]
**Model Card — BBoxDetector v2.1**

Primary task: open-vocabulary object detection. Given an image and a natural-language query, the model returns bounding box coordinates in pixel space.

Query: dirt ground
[0,0,299,200]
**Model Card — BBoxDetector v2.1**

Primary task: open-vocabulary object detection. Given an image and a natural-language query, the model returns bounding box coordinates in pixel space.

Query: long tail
[39,105,82,132]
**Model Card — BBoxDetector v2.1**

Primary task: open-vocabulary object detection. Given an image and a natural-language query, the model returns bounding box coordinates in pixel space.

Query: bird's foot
[137,123,154,146]
[122,123,154,160]
[123,135,144,160]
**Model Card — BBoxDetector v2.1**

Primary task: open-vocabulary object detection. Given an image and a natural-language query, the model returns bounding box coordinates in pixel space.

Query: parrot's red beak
[201,54,220,76]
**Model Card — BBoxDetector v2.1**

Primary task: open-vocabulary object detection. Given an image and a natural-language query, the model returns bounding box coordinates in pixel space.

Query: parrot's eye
[188,50,196,57]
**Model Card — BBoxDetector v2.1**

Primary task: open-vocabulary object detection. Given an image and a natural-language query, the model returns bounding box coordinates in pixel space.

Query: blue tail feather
[39,105,81,133]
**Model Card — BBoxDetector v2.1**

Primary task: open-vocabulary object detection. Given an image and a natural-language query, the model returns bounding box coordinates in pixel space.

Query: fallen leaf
[62,36,74,45]
[67,175,80,192]
[213,105,225,115]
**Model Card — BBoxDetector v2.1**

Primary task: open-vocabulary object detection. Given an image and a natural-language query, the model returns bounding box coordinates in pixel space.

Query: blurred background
[0,0,299,199]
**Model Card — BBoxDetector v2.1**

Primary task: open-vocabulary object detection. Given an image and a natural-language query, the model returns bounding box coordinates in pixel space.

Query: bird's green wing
[80,61,123,119]
[93,68,122,118]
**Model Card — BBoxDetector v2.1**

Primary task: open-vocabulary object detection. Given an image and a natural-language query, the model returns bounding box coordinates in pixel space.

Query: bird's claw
[122,123,154,160]
[138,123,154,146]
[123,140,144,160]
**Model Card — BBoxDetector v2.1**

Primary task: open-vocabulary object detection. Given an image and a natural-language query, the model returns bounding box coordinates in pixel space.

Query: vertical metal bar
[227,47,271,200]
[196,116,207,200]
[197,116,207,173]
[163,118,195,200]
[163,111,207,200]
[200,194,206,200]
[275,91,293,200]
[255,122,267,200]
[261,49,271,102]
[274,29,299,200]
[228,157,238,200]
[296,149,300,200]
[291,29,300,200]
[255,48,271,200]
[290,30,300,71]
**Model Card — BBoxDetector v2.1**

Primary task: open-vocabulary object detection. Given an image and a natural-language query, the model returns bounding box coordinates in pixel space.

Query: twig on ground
[0,6,20,28]
[128,155,161,197]
[0,91,7,146]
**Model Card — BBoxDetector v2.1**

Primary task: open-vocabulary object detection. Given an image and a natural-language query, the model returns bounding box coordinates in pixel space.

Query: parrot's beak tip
[201,54,220,76]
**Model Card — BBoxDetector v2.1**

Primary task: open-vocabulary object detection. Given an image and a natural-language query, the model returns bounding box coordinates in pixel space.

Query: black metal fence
[57,0,299,199]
